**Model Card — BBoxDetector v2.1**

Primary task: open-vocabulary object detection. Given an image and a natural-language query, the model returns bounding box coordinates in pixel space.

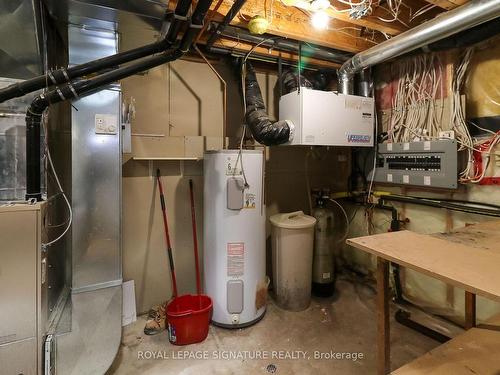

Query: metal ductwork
[43,0,170,30]
[338,0,500,94]
[0,0,43,79]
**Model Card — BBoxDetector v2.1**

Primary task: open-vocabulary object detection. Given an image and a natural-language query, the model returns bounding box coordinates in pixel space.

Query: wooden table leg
[465,291,476,329]
[377,257,390,375]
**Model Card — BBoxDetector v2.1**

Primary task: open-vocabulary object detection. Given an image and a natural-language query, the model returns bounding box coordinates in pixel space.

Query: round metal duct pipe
[338,0,500,94]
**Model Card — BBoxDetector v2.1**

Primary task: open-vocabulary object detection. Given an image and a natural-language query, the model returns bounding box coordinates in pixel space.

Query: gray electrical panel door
[370,140,458,189]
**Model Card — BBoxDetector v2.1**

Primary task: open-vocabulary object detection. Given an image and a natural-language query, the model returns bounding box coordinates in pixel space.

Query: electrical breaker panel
[369,140,458,189]
[279,88,374,147]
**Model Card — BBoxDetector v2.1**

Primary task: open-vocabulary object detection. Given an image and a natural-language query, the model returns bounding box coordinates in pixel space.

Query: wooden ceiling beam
[419,0,467,10]
[296,0,408,35]
[209,1,383,53]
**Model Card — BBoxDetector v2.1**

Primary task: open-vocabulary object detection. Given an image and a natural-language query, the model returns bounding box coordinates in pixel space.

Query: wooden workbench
[346,220,500,375]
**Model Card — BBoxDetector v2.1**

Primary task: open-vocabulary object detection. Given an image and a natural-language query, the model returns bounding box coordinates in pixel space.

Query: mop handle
[189,179,202,295]
[157,169,178,297]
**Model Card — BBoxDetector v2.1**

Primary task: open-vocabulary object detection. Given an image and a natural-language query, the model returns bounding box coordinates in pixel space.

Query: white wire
[41,110,73,248]
[328,198,350,244]
[367,105,378,203]
[235,38,276,187]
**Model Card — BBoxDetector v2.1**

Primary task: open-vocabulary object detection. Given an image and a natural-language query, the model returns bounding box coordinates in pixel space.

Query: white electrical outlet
[95,114,118,135]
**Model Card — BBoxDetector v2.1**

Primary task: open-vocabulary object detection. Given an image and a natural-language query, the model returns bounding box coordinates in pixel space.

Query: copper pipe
[194,44,227,149]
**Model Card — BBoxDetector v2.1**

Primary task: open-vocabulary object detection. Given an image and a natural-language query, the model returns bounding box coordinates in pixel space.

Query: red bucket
[166,294,213,345]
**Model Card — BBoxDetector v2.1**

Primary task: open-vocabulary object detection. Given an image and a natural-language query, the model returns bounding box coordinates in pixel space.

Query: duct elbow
[244,62,292,146]
[27,95,50,118]
[244,110,291,146]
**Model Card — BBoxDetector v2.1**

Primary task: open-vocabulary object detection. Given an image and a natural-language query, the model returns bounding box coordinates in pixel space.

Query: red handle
[157,169,178,298]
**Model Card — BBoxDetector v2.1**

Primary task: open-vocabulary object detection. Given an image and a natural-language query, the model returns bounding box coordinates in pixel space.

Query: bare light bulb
[311,10,329,30]
[311,0,331,11]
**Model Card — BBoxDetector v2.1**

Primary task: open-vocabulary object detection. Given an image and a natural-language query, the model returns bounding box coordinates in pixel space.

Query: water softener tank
[311,193,336,297]
[203,150,266,327]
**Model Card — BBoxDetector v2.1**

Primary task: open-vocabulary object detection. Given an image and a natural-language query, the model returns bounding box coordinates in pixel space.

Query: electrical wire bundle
[385,48,499,184]
[449,48,500,184]
[328,0,409,26]
[387,53,444,143]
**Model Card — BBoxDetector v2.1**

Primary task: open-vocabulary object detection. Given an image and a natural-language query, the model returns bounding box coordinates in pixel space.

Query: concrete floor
[109,278,438,375]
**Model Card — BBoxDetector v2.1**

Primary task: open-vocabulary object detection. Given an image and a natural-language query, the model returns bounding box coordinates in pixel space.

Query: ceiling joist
[209,0,383,53]
[168,0,456,57]
[293,0,408,35]
[420,0,467,10]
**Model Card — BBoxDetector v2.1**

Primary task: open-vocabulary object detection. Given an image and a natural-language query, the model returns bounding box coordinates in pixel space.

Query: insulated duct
[338,0,500,94]
[25,0,214,200]
[244,62,292,146]
[0,0,193,103]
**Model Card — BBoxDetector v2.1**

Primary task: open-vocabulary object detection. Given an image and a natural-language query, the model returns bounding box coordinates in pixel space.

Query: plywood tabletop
[346,228,500,302]
[431,220,500,253]
[392,327,500,375]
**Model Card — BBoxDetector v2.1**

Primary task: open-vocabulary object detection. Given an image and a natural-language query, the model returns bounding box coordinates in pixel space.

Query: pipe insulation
[0,0,193,103]
[25,0,214,200]
[338,0,500,93]
[244,62,292,146]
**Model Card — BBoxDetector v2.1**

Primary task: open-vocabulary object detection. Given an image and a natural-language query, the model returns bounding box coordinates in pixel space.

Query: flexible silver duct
[338,0,500,94]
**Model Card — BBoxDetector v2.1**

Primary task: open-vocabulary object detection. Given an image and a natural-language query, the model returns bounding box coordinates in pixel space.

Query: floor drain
[266,364,277,373]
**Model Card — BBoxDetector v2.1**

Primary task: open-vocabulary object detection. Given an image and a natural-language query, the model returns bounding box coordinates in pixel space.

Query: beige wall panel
[131,136,185,159]
[122,160,203,313]
[121,65,170,136]
[169,60,224,137]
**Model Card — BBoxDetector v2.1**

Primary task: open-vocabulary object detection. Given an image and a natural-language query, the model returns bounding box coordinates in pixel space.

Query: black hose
[24,0,214,200]
[379,194,500,218]
[0,0,193,103]
[244,62,291,146]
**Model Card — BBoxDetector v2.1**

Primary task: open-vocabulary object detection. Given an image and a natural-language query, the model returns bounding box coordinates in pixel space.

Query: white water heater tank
[203,150,267,328]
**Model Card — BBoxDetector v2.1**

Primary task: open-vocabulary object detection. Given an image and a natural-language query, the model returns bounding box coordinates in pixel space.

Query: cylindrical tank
[203,150,266,328]
[270,211,316,311]
[311,195,336,297]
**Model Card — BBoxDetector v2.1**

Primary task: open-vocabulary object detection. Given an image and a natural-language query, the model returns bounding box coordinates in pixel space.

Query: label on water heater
[244,193,256,209]
[227,242,245,277]
[225,156,242,176]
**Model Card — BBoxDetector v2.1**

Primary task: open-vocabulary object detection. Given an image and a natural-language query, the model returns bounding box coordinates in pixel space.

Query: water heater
[203,150,266,328]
